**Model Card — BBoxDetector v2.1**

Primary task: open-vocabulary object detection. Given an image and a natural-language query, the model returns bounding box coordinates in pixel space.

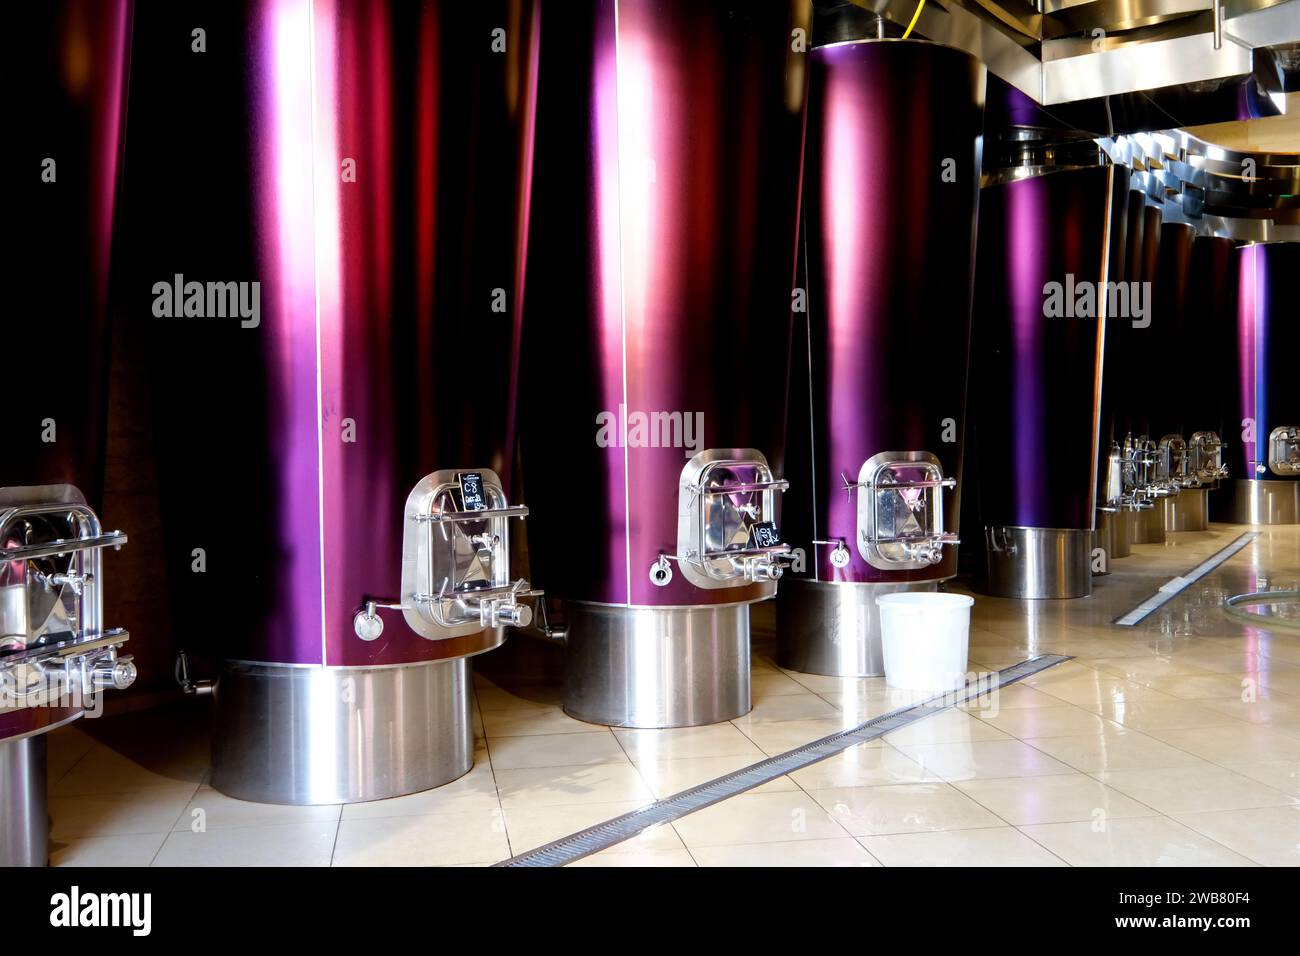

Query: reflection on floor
[48,523,1300,867]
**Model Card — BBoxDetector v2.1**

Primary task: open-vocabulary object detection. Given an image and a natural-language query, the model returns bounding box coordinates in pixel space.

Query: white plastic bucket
[876,591,975,696]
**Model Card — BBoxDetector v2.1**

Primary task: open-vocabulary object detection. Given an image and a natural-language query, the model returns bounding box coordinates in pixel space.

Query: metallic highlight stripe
[1088,164,1116,529]
[493,653,1073,867]
[1114,531,1259,627]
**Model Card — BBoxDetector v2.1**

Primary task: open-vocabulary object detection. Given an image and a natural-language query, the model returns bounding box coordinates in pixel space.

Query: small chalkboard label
[751,520,780,548]
[460,472,488,511]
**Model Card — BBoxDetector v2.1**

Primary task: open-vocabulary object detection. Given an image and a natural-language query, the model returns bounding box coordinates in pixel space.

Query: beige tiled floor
[46,522,1300,867]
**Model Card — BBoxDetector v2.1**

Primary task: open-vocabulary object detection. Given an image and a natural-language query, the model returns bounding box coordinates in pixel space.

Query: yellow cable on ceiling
[902,0,926,39]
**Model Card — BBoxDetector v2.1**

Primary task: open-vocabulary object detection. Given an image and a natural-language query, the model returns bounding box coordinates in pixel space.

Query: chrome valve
[675,449,791,589]
[91,656,137,691]
[0,485,132,710]
[1190,431,1229,485]
[1269,425,1300,476]
[854,451,958,571]
[356,469,540,642]
[746,556,784,582]
[482,597,533,629]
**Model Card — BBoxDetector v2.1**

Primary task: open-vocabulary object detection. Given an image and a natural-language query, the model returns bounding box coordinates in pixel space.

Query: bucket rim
[875,592,975,609]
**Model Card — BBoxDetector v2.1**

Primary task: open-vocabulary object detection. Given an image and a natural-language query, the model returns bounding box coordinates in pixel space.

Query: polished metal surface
[1190,432,1230,485]
[982,528,1094,599]
[786,38,983,587]
[856,453,959,570]
[968,162,1125,602]
[1151,223,1197,440]
[970,164,1126,535]
[1190,237,1246,334]
[519,0,805,610]
[1211,478,1300,524]
[1134,505,1168,543]
[1101,133,1299,229]
[1122,509,1141,553]
[675,450,790,590]
[776,579,939,678]
[562,603,751,728]
[211,659,473,805]
[1098,508,1133,559]
[1269,426,1300,476]
[1113,510,1133,557]
[832,0,1300,121]
[1233,243,1300,483]
[9,0,131,503]
[1043,0,1225,33]
[0,735,47,867]
[7,0,131,761]
[1164,487,1210,531]
[1040,15,1261,106]
[1093,526,1112,574]
[6,0,132,750]
[129,0,536,668]
[1,485,132,742]
[375,468,536,641]
[1103,195,1162,451]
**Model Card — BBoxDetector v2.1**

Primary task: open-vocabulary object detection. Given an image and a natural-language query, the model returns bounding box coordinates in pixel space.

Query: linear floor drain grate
[1114,531,1259,627]
[493,653,1072,867]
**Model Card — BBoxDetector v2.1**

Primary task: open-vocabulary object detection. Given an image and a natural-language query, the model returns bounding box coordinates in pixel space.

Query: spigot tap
[91,655,137,691]
[45,571,90,595]
[482,598,533,629]
[749,557,784,582]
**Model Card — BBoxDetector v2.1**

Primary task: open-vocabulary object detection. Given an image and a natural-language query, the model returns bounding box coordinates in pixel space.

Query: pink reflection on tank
[594,6,631,600]
[1237,244,1258,474]
[821,63,883,584]
[261,0,326,659]
[1007,178,1048,521]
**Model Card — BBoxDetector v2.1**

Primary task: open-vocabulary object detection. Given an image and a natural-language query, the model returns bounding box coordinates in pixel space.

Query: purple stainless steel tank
[1214,241,1300,524]
[127,0,539,803]
[1150,222,1197,439]
[1177,234,1240,509]
[1109,196,1165,439]
[1148,220,1213,532]
[518,0,807,727]
[1102,192,1160,439]
[1110,195,1171,543]
[3,0,135,866]
[775,38,985,677]
[1185,236,1241,444]
[968,161,1129,598]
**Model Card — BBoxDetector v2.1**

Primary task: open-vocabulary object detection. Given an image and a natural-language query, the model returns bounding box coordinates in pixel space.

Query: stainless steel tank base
[562,602,751,729]
[1164,487,1209,532]
[1097,509,1132,559]
[1091,527,1110,576]
[775,578,939,678]
[211,659,473,805]
[981,527,1093,599]
[0,734,47,867]
[1122,510,1140,552]
[1133,507,1167,544]
[1211,478,1300,525]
